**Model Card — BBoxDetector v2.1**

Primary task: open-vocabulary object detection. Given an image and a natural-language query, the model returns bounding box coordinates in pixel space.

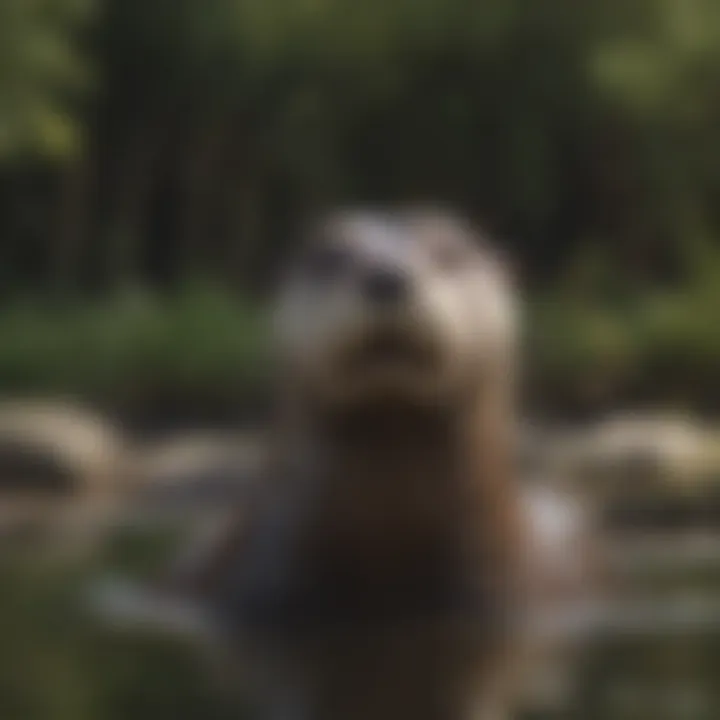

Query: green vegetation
[2,1,720,415]
[0,531,243,720]
[2,0,720,297]
[1,263,720,414]
[0,285,269,415]
[529,244,720,414]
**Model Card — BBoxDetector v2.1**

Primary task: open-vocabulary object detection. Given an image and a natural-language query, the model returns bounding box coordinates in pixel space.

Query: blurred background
[1,0,720,718]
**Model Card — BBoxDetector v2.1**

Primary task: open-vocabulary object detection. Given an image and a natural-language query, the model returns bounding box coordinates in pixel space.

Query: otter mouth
[342,331,438,374]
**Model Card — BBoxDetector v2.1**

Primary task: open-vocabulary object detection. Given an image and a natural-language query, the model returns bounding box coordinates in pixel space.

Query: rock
[0,399,129,551]
[0,399,126,491]
[128,430,265,518]
[575,413,713,493]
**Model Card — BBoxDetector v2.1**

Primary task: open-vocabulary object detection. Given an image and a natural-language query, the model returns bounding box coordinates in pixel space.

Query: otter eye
[302,246,351,283]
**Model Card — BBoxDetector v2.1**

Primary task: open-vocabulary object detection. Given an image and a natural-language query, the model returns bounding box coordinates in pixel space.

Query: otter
[94,208,598,720]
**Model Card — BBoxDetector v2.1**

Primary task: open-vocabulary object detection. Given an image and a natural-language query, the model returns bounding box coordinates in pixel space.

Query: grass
[0,283,271,416]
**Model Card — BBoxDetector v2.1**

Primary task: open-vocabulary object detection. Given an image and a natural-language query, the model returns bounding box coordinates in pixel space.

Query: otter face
[273,208,518,406]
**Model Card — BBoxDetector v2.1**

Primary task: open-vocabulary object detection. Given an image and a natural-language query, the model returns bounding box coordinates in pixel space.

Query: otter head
[272,208,518,411]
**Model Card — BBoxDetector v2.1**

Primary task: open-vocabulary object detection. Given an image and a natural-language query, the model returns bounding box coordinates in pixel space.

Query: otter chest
[211,490,495,634]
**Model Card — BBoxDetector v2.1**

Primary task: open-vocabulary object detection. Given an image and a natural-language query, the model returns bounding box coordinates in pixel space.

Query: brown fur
[173,377,531,720]
[170,212,535,720]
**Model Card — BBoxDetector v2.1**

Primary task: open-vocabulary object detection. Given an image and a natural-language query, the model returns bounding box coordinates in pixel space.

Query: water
[560,536,720,720]
[0,523,718,719]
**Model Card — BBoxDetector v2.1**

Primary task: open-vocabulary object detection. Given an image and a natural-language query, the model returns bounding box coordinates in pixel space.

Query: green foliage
[0,0,92,159]
[530,244,720,413]
[0,285,270,412]
[0,533,243,720]
[1,0,720,411]
[2,0,719,281]
[0,272,719,414]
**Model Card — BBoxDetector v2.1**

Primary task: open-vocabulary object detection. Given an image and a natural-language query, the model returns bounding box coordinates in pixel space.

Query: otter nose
[361,267,409,305]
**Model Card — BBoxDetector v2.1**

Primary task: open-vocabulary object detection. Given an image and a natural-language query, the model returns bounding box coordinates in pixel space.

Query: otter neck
[275,379,523,588]
[323,399,469,467]
[300,378,514,475]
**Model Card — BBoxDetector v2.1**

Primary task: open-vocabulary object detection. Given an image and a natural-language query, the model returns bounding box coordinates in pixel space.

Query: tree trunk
[103,111,163,289]
[218,121,265,292]
[52,147,92,297]
[176,109,235,282]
